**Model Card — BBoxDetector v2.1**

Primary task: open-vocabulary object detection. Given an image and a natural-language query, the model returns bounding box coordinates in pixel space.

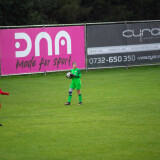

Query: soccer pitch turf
[0,66,160,160]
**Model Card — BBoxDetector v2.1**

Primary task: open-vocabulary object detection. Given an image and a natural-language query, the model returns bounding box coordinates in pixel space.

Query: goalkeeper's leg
[68,88,73,103]
[76,89,82,105]
[65,81,75,106]
[65,81,75,105]
[65,88,73,105]
[76,82,82,105]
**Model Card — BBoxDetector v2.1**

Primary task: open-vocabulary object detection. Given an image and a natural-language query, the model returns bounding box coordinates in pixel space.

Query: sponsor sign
[0,26,85,75]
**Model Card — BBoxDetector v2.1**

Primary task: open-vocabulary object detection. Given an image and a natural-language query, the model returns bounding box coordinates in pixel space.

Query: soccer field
[0,66,160,160]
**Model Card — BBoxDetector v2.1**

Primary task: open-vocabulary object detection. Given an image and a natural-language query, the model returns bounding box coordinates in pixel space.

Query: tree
[0,0,160,26]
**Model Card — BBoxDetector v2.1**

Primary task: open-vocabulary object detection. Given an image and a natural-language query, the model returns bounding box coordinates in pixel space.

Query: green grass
[0,66,160,160]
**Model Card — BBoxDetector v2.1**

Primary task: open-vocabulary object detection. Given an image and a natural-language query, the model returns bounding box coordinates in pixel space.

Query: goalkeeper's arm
[70,69,81,78]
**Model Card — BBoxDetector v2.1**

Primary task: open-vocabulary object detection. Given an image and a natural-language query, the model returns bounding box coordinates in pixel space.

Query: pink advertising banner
[0,26,85,75]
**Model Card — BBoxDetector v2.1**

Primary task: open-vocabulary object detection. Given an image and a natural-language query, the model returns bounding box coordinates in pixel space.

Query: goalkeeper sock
[78,94,82,103]
[68,95,72,103]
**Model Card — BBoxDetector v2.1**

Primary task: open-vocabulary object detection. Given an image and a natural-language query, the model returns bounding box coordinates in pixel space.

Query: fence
[0,20,160,76]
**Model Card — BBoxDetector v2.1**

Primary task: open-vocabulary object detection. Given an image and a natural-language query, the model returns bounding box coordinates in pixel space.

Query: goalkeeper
[65,62,82,105]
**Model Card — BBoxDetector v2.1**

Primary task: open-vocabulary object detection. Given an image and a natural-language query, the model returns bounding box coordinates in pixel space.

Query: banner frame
[1,20,160,76]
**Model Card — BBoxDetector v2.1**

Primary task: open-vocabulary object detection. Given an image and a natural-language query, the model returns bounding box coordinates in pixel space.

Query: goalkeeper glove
[70,73,75,78]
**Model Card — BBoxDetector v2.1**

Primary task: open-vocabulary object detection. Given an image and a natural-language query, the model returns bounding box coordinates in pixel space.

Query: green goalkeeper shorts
[70,80,81,90]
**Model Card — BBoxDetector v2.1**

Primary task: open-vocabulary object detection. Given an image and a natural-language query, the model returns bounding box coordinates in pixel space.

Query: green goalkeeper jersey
[71,68,81,81]
[68,68,82,102]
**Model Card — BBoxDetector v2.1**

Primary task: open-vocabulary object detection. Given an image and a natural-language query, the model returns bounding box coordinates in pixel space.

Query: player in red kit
[0,88,9,126]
